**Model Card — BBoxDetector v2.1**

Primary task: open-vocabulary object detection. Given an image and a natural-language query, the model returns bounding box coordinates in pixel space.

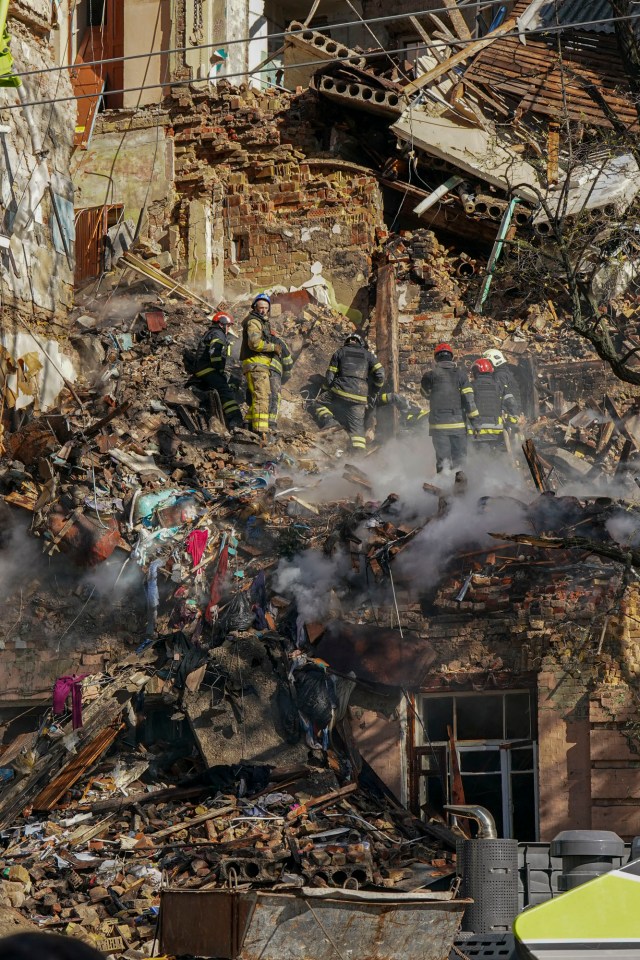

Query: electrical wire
[4,7,637,116]
[1,7,637,86]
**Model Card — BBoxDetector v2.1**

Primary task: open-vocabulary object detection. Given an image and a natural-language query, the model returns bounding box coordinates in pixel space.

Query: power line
[0,2,512,81]
[1,4,636,84]
[0,11,637,113]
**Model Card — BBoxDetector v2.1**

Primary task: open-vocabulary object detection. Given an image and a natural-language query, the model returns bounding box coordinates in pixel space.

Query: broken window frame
[413,689,539,840]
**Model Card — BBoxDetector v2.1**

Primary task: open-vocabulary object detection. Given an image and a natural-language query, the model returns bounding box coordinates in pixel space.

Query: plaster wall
[0,10,75,321]
[72,124,173,237]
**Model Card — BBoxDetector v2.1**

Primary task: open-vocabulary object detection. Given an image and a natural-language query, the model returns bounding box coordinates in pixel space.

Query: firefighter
[468,357,517,448]
[421,342,479,472]
[314,333,385,452]
[482,349,524,425]
[268,330,293,432]
[240,293,281,439]
[375,392,429,429]
[191,311,242,430]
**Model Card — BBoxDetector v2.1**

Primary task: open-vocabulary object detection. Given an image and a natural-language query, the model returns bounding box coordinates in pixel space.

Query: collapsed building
[2,0,640,956]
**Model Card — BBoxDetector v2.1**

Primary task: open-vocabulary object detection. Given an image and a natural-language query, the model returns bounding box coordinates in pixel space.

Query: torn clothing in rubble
[205,543,229,622]
[53,674,88,729]
[145,559,163,637]
[186,529,209,567]
[288,656,355,751]
[171,633,208,689]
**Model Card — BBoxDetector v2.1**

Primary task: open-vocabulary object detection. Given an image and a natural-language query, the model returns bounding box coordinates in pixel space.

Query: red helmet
[472,358,494,375]
[434,342,453,357]
[211,311,233,327]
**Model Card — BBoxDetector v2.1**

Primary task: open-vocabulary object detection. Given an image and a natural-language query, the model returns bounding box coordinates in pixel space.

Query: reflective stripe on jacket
[495,366,522,418]
[195,325,232,377]
[270,337,293,383]
[421,361,478,434]
[468,372,503,435]
[326,344,384,405]
[240,311,277,364]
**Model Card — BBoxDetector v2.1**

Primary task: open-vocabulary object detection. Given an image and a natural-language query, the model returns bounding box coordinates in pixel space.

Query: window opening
[415,689,538,840]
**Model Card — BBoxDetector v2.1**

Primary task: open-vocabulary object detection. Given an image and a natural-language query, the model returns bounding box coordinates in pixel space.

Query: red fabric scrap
[187,529,209,567]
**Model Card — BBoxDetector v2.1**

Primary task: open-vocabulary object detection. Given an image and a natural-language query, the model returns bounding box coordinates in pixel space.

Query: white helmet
[483,349,506,368]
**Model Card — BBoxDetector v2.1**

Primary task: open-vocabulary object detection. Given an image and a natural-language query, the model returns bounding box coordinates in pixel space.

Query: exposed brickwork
[168,85,384,305]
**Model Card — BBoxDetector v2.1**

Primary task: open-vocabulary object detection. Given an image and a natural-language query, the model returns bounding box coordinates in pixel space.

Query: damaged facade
[2,0,640,956]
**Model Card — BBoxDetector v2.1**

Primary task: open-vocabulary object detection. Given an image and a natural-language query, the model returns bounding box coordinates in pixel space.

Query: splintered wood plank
[33,722,124,811]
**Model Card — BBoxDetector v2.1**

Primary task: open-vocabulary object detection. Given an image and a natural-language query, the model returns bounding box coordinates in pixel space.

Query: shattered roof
[543,0,640,34]
[463,0,639,128]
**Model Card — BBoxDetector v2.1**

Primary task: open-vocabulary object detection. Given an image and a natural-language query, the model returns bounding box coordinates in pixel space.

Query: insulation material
[0,330,76,411]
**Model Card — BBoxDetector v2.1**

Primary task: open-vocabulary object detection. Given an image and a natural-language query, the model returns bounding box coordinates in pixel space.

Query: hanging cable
[0,7,636,86]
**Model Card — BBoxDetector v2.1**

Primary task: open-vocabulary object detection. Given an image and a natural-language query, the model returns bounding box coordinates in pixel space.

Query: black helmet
[345,333,365,347]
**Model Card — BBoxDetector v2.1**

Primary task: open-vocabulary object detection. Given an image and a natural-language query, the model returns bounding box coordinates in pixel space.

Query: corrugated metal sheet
[160,888,469,960]
[547,0,640,34]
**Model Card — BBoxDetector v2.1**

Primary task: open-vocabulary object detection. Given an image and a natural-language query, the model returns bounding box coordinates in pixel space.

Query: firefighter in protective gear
[421,343,479,472]
[268,331,293,431]
[314,333,385,452]
[468,358,518,448]
[375,392,429,429]
[482,348,524,424]
[192,312,242,429]
[241,294,281,437]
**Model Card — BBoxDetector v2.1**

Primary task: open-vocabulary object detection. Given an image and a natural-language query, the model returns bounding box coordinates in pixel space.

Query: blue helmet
[252,293,271,308]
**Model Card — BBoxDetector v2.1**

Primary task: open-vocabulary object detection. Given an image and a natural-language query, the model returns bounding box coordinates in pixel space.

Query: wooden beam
[33,722,125,811]
[402,17,517,95]
[441,0,472,42]
[302,0,321,26]
[522,438,552,492]
[375,263,400,394]
[375,262,400,438]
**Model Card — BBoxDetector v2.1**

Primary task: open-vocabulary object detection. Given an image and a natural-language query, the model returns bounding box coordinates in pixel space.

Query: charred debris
[3,1,640,957]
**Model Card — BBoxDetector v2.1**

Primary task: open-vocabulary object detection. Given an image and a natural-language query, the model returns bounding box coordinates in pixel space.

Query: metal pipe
[475,195,519,314]
[444,804,498,839]
[456,260,475,277]
[413,175,464,216]
[456,181,476,214]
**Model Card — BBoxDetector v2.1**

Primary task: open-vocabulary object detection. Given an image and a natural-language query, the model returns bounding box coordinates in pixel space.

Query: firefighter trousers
[244,363,271,434]
[431,431,467,473]
[269,370,282,430]
[314,394,367,451]
[197,371,242,428]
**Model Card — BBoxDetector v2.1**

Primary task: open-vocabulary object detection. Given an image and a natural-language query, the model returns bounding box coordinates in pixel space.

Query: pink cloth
[53,674,88,730]
[187,529,209,567]
[205,544,229,622]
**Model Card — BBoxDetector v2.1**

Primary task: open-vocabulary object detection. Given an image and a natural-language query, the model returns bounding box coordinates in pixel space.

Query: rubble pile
[0,654,448,957]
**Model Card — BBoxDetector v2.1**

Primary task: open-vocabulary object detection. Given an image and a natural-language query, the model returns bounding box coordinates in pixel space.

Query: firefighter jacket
[194,324,232,377]
[240,311,278,368]
[269,336,293,384]
[468,372,505,437]
[325,343,384,405]
[420,361,479,435]
[494,366,522,417]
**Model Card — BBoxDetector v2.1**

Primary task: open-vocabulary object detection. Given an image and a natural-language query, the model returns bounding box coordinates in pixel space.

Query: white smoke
[274,548,354,620]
